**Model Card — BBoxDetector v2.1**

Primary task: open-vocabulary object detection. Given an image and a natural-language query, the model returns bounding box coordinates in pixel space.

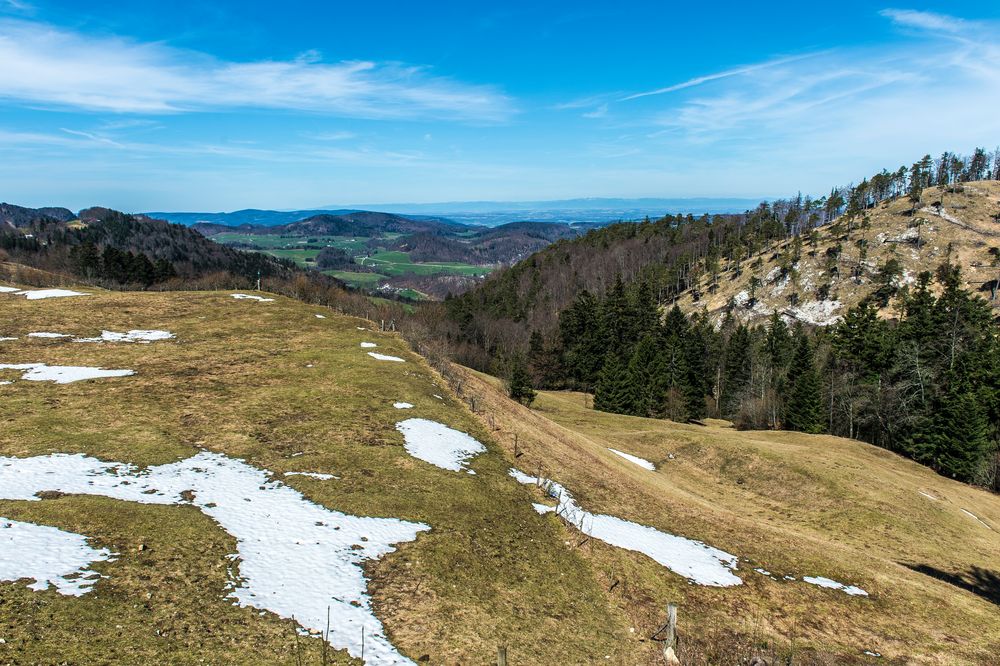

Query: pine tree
[785,332,824,434]
[626,335,662,417]
[559,290,605,388]
[594,353,631,415]
[721,325,751,416]
[906,375,990,482]
[507,354,536,406]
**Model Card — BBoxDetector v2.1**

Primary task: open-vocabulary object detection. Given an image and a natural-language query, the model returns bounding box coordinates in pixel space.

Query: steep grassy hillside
[0,281,627,664]
[450,366,1000,664]
[676,181,1000,324]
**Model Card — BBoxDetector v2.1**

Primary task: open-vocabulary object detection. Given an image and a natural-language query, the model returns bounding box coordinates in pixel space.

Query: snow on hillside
[0,363,135,383]
[0,451,429,665]
[510,468,742,587]
[395,418,486,473]
[0,518,114,596]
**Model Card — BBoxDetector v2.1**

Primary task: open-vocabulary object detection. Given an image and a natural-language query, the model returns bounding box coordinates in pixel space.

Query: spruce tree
[594,353,631,415]
[721,325,751,416]
[785,332,824,434]
[507,354,536,406]
[626,335,662,417]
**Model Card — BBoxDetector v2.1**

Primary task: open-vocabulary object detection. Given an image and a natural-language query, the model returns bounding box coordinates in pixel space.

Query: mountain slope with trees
[429,148,1000,490]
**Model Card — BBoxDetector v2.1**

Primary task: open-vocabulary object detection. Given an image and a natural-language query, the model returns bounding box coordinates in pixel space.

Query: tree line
[439,146,1000,366]
[513,264,999,488]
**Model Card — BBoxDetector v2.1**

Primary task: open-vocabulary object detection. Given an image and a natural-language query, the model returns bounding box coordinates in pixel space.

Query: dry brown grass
[452,366,1000,665]
[0,285,629,664]
[676,181,1000,322]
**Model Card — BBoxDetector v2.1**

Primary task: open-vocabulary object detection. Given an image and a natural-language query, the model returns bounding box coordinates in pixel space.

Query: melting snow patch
[368,352,404,362]
[607,448,655,471]
[753,568,773,577]
[918,490,937,501]
[0,363,134,384]
[231,293,274,302]
[864,650,882,658]
[74,330,174,344]
[961,509,992,530]
[393,402,414,410]
[0,285,19,293]
[395,419,486,473]
[802,576,868,596]
[0,452,428,665]
[0,518,113,596]
[12,289,88,300]
[315,314,326,319]
[509,469,741,587]
[0,337,17,342]
[27,332,70,339]
[360,342,378,348]
[284,472,338,481]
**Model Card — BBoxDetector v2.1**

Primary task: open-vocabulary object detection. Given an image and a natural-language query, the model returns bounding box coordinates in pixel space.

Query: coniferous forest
[529,265,999,488]
[436,148,1000,490]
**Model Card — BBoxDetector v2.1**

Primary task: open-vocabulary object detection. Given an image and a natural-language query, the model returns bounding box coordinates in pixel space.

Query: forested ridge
[443,147,1000,355]
[431,147,1000,489]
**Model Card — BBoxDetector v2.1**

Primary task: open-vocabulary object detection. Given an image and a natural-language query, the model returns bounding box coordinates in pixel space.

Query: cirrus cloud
[0,18,514,122]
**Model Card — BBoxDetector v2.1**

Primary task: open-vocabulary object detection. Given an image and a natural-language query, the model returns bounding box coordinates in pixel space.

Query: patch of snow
[0,518,113,596]
[802,576,868,596]
[395,419,486,474]
[12,289,88,300]
[368,352,404,362]
[231,293,274,302]
[607,448,655,471]
[284,472,338,481]
[0,285,19,293]
[356,327,366,330]
[315,314,326,319]
[0,381,11,386]
[753,568,772,577]
[0,452,428,665]
[509,469,742,587]
[0,363,134,384]
[433,394,443,400]
[360,342,378,348]
[74,330,174,344]
[393,402,414,409]
[961,508,992,530]
[0,337,17,342]
[27,332,70,339]
[918,490,937,501]
[863,650,882,657]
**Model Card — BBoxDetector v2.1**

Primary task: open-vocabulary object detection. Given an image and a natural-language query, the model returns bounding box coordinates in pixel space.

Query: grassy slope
[454,367,1000,665]
[0,286,627,664]
[676,181,1000,322]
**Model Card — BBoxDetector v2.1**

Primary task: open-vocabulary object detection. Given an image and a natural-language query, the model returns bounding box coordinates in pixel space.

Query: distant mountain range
[147,197,767,229]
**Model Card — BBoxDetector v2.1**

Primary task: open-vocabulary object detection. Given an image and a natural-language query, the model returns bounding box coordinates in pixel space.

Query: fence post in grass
[652,603,680,665]
[497,646,508,666]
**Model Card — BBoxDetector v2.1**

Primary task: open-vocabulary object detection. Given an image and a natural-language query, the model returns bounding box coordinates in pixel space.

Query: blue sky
[1,1,999,211]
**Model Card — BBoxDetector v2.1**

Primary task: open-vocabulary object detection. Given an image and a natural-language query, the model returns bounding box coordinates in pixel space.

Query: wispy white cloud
[0,19,514,122]
[1,0,34,14]
[620,53,819,101]
[565,8,1000,196]
[879,9,970,34]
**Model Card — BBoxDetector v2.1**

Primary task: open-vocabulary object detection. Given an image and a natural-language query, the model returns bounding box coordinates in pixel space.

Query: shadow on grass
[903,563,1000,606]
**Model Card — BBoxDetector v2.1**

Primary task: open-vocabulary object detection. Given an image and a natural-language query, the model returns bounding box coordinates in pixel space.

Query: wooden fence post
[651,603,680,665]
